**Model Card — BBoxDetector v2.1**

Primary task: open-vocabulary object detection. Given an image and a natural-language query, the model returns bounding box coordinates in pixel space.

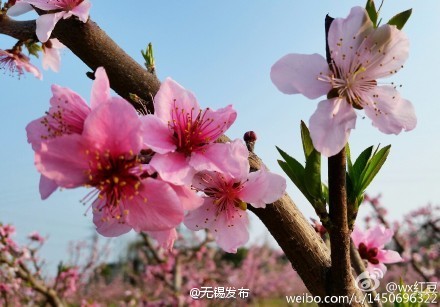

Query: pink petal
[150,152,196,186]
[147,229,177,251]
[377,250,403,264]
[39,175,58,200]
[271,53,332,99]
[125,178,183,232]
[239,170,286,208]
[6,2,34,16]
[22,61,42,79]
[42,43,61,72]
[92,201,132,237]
[351,226,366,247]
[90,67,111,108]
[71,0,91,23]
[211,209,249,253]
[20,0,60,11]
[141,115,177,154]
[82,99,143,155]
[26,116,48,150]
[49,38,64,49]
[171,184,203,211]
[364,225,393,248]
[309,98,357,157]
[361,25,409,80]
[36,134,89,188]
[202,105,237,141]
[36,12,65,42]
[328,6,373,72]
[184,198,217,231]
[154,78,200,122]
[190,140,249,181]
[363,86,416,134]
[192,170,221,191]
[49,84,90,131]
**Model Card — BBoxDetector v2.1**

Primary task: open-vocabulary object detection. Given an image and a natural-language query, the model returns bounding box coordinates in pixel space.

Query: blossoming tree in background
[1,0,438,306]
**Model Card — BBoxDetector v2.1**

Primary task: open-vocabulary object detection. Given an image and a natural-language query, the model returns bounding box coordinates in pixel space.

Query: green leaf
[352,146,374,188]
[358,145,391,192]
[387,9,412,30]
[300,121,314,159]
[365,0,378,27]
[276,147,307,195]
[346,171,355,204]
[304,149,322,200]
[321,183,329,205]
[346,143,353,176]
[26,43,42,58]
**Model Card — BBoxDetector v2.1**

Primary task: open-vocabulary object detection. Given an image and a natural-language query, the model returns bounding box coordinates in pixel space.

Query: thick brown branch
[0,15,37,41]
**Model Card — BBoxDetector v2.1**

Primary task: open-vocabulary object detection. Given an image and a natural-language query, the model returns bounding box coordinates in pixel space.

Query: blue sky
[1,0,439,272]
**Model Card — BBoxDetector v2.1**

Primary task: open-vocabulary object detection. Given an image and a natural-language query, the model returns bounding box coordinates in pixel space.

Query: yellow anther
[238,201,247,211]
[113,176,120,184]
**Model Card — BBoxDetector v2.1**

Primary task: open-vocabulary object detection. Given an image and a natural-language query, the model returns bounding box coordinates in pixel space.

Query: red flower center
[358,242,379,265]
[168,100,227,156]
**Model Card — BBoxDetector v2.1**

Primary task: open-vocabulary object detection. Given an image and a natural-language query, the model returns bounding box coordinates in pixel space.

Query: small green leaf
[276,146,322,206]
[26,43,42,58]
[359,145,391,192]
[346,143,353,176]
[300,121,314,159]
[277,160,306,194]
[352,146,373,187]
[321,183,329,205]
[346,171,355,204]
[276,147,307,194]
[387,9,412,30]
[141,42,155,73]
[365,0,378,27]
[304,149,322,200]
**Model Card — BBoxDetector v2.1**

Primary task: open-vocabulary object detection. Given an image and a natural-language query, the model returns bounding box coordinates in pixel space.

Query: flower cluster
[27,68,286,252]
[271,6,416,156]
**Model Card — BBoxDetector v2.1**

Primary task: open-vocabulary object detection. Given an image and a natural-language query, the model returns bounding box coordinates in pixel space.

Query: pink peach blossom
[352,225,403,275]
[0,49,41,79]
[271,6,416,157]
[8,0,91,42]
[36,97,184,236]
[184,140,286,252]
[142,78,238,185]
[26,67,111,199]
[42,38,64,72]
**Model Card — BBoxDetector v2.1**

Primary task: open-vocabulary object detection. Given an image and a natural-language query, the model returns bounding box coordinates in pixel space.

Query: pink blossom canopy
[352,225,403,275]
[8,0,91,42]
[142,78,238,185]
[271,6,416,157]
[184,140,286,252]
